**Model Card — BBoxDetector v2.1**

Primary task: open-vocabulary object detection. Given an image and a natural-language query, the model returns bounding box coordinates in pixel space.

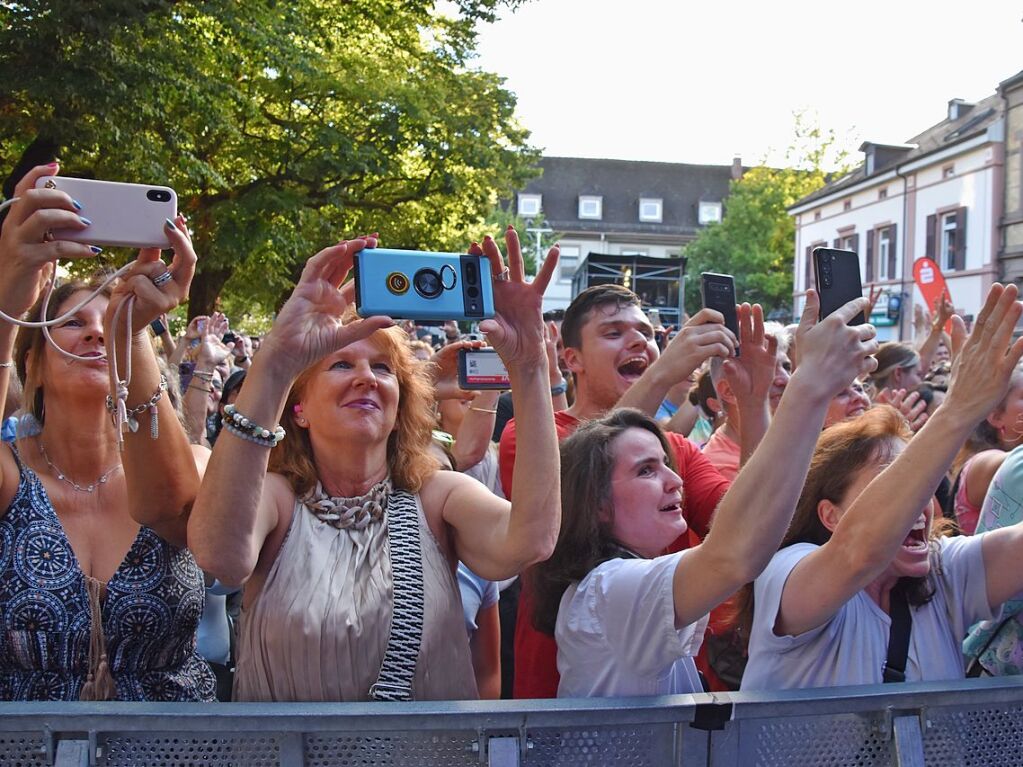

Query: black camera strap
[883,584,912,684]
[369,488,425,702]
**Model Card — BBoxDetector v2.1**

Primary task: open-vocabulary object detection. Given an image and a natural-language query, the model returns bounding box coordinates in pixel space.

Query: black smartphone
[149,318,167,336]
[700,272,740,354]
[812,248,865,325]
[457,348,510,390]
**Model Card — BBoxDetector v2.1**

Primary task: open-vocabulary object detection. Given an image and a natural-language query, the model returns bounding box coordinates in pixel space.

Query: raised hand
[105,214,197,332]
[470,227,558,372]
[657,308,737,384]
[945,284,1023,421]
[0,163,101,321]
[260,237,393,378]
[196,312,234,369]
[793,290,879,399]
[876,387,929,432]
[429,339,484,401]
[722,303,778,408]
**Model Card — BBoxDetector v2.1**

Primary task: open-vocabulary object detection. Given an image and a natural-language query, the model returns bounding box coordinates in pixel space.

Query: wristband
[551,380,568,396]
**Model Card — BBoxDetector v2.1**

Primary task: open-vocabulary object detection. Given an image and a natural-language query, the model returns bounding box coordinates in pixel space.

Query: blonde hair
[268,312,440,495]
[14,275,114,425]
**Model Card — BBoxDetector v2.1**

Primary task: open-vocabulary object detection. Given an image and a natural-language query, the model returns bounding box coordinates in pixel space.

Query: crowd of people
[3,162,1023,705]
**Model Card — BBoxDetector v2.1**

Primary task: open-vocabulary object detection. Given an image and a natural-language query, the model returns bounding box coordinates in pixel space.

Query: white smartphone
[34,176,177,249]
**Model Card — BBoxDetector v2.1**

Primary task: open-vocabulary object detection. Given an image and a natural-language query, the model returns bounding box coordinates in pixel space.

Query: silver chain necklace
[37,441,121,493]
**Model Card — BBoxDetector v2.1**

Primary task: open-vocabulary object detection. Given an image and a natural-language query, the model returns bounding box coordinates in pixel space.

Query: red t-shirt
[499,410,730,698]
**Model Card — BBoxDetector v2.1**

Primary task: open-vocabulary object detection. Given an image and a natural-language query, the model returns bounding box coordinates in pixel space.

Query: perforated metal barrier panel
[2,678,1023,766]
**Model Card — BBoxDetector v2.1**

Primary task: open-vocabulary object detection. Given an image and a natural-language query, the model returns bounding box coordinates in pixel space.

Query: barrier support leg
[891,714,925,767]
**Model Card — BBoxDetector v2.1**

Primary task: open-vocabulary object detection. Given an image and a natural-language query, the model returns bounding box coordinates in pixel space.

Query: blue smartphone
[353,249,494,321]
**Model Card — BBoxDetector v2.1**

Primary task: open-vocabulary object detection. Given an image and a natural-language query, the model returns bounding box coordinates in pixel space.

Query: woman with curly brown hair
[188,229,561,702]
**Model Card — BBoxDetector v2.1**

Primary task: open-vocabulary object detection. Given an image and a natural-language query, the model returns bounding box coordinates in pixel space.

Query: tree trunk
[188,265,233,319]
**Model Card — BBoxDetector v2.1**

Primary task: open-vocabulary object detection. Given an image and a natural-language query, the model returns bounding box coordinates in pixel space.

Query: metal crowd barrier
[2,676,1023,766]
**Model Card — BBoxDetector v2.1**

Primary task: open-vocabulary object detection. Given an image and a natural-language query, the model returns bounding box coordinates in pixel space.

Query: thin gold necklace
[37,441,121,493]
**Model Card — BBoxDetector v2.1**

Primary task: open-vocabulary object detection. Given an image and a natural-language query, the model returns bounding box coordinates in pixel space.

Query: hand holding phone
[34,176,177,249]
[700,272,740,355]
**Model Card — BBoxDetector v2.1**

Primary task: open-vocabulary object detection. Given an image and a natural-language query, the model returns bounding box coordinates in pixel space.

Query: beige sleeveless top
[233,491,477,702]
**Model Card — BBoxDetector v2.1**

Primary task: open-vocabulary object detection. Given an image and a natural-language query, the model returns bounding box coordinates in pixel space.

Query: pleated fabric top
[233,489,477,702]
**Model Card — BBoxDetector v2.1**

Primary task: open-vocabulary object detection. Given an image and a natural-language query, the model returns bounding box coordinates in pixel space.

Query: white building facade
[790,96,1005,342]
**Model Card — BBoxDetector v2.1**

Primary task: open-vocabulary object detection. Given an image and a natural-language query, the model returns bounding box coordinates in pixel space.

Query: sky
[467,0,1023,169]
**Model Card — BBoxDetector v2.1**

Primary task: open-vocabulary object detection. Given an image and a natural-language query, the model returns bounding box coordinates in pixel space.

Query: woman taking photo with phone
[188,228,561,701]
[0,163,214,701]
[739,284,1023,690]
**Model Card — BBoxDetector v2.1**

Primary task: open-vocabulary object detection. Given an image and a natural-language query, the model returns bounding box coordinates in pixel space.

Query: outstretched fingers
[531,243,560,295]
[504,226,526,282]
[797,290,820,335]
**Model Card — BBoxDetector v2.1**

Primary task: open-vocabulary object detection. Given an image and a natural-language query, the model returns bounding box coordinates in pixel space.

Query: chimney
[731,156,743,180]
[947,98,975,121]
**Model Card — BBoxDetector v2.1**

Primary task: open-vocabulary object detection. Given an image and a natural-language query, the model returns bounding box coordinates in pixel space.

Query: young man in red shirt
[500,284,775,697]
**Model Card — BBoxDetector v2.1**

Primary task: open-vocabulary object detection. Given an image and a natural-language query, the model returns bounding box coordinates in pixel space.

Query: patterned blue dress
[0,447,215,701]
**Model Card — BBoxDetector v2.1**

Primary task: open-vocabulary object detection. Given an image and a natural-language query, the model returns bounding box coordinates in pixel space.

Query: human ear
[817,498,844,533]
[562,346,585,376]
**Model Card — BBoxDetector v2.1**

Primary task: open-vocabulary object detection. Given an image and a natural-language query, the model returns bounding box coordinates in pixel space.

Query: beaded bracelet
[223,403,285,448]
[191,370,215,381]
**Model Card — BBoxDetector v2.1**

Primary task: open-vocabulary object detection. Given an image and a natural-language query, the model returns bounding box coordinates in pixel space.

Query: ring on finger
[151,271,173,288]
[494,268,511,282]
[42,229,54,243]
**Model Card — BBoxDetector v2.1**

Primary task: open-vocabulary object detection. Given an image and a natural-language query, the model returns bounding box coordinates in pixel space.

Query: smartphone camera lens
[147,189,172,202]
[386,272,410,295]
[413,268,443,299]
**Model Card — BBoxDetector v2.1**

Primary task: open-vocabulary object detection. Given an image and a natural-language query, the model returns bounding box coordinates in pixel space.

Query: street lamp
[525,218,553,273]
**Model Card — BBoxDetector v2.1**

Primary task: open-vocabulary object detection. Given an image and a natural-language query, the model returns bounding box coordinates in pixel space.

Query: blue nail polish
[90,246,103,254]
[71,199,83,211]
[79,216,92,226]
[165,218,175,229]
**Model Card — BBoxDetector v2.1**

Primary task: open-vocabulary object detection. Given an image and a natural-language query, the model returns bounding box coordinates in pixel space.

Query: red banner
[913,258,952,331]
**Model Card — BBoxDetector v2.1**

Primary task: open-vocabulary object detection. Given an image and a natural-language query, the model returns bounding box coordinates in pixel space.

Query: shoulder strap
[883,584,913,683]
[369,489,425,702]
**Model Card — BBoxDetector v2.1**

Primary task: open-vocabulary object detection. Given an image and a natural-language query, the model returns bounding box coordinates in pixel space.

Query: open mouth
[901,522,928,552]
[659,501,682,514]
[617,357,649,381]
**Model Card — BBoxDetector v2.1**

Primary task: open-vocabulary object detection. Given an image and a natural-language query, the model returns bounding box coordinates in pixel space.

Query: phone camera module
[147,189,172,202]
[413,268,443,299]
[386,272,410,295]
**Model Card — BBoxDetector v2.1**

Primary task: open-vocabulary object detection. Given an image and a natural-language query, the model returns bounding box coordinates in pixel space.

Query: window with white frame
[578,195,602,220]
[517,193,541,218]
[698,201,722,225]
[558,245,581,282]
[940,211,958,271]
[639,198,663,223]
[878,227,892,280]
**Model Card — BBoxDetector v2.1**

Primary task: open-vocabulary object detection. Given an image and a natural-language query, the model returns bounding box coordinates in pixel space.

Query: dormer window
[517,193,541,218]
[698,201,722,225]
[578,195,603,220]
[639,198,663,223]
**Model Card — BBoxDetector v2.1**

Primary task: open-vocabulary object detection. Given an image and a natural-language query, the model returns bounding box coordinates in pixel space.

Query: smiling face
[34,290,110,394]
[296,337,401,446]
[823,381,871,429]
[607,427,686,558]
[564,303,658,413]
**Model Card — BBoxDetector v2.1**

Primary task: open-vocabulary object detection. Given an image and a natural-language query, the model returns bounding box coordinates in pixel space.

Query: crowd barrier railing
[2,676,1022,766]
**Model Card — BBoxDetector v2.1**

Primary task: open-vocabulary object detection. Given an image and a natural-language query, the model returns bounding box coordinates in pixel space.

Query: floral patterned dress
[0,447,215,701]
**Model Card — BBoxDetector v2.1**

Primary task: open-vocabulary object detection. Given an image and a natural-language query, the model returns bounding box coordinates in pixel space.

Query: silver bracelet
[0,361,13,369]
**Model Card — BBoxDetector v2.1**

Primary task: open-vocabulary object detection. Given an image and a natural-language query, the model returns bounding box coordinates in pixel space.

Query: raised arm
[917,291,954,373]
[451,389,500,471]
[441,228,562,579]
[0,162,102,506]
[181,313,233,445]
[104,217,203,546]
[672,294,878,627]
[188,239,393,586]
[778,284,1023,636]
[616,309,736,417]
